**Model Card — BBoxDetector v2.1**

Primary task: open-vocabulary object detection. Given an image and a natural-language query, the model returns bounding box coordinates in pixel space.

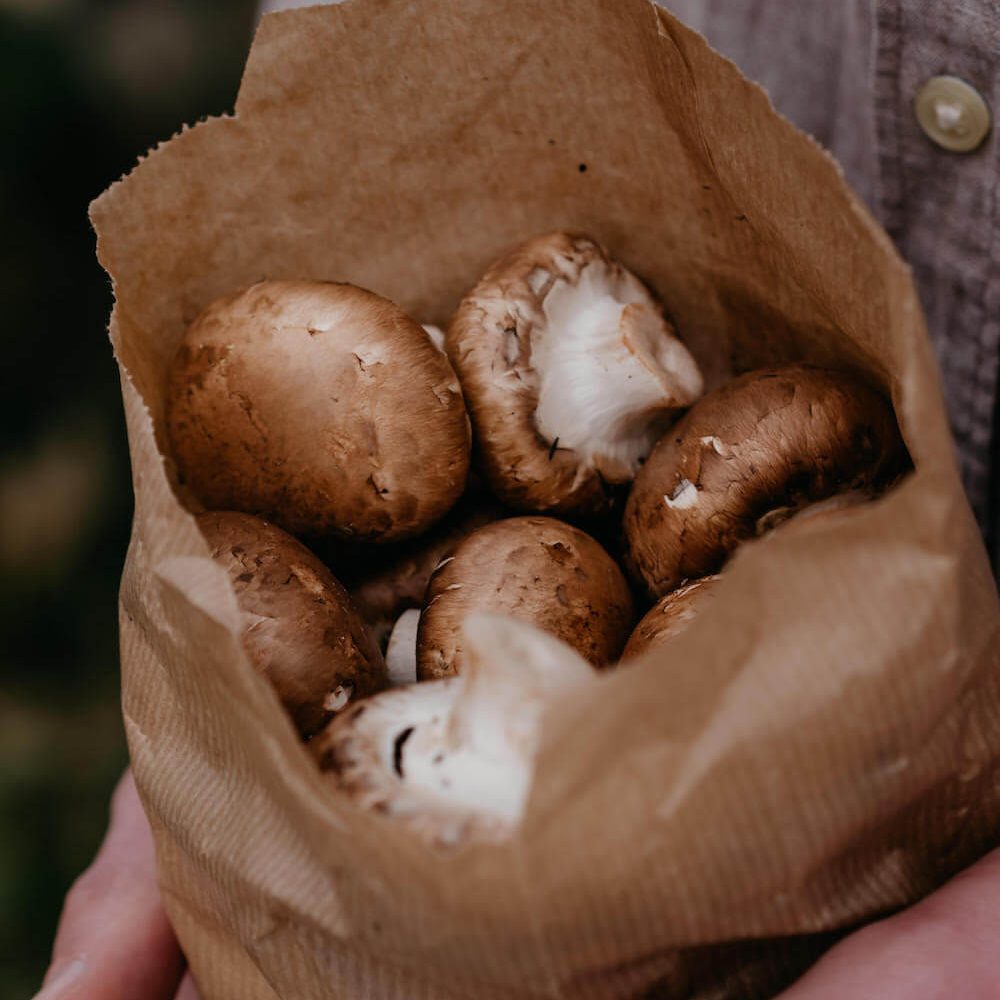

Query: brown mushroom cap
[446,232,702,518]
[349,494,504,648]
[621,575,721,661]
[623,365,906,598]
[168,280,471,543]
[196,510,387,738]
[416,516,635,680]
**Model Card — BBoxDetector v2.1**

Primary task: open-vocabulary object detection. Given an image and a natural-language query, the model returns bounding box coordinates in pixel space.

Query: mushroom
[196,510,387,738]
[168,280,471,543]
[311,613,594,846]
[416,516,635,680]
[623,365,906,598]
[447,232,703,518]
[349,495,503,649]
[621,575,720,661]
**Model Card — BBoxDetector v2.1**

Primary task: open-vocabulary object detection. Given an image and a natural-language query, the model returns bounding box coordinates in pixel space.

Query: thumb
[778,847,1000,999]
[35,770,185,999]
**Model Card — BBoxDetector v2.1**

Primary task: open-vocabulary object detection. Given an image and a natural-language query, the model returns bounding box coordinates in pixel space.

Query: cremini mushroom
[416,516,634,680]
[447,232,703,517]
[311,614,594,846]
[621,575,720,661]
[197,510,387,738]
[168,280,471,543]
[623,365,905,598]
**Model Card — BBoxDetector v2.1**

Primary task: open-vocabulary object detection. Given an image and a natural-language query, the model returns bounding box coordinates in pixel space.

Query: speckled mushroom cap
[168,280,471,543]
[621,575,720,661]
[311,614,594,848]
[197,511,387,738]
[623,365,906,598]
[416,516,635,680]
[446,232,702,518]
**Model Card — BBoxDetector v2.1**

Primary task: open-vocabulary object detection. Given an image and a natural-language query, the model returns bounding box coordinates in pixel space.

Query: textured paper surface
[90,1,1000,997]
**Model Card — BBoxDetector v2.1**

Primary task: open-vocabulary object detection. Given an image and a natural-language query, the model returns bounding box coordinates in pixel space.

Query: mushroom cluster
[166,231,906,846]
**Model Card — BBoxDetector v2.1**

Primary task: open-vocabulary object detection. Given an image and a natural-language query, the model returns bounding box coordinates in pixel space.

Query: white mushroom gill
[385,608,420,686]
[531,262,703,481]
[350,614,593,841]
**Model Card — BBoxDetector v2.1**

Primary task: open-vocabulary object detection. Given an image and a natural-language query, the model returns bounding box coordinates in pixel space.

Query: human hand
[37,769,999,1000]
[34,770,199,1000]
[777,844,1000,999]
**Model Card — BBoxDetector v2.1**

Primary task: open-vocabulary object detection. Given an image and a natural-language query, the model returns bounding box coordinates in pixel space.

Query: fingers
[39,773,997,1000]
[174,974,203,1000]
[35,770,185,1000]
[778,847,1000,999]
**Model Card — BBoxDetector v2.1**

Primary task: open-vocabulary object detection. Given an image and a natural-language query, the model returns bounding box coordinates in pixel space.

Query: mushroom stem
[314,614,594,843]
[402,614,593,824]
[532,262,703,481]
[443,613,594,759]
[385,608,420,686]
[422,324,447,352]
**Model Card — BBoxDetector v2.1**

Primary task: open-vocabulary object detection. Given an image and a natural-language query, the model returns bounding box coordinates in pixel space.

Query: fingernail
[34,957,86,998]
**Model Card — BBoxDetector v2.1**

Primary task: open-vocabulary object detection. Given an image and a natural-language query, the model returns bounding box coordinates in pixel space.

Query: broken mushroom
[311,613,594,846]
[623,365,905,598]
[168,280,471,543]
[197,510,387,738]
[416,515,634,680]
[447,232,703,517]
[621,575,720,661]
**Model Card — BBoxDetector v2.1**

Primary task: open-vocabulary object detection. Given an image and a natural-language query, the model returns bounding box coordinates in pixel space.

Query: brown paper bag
[90,1,1000,997]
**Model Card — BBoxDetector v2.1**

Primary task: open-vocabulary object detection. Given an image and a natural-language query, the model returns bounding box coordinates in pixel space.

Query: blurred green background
[0,1,255,994]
